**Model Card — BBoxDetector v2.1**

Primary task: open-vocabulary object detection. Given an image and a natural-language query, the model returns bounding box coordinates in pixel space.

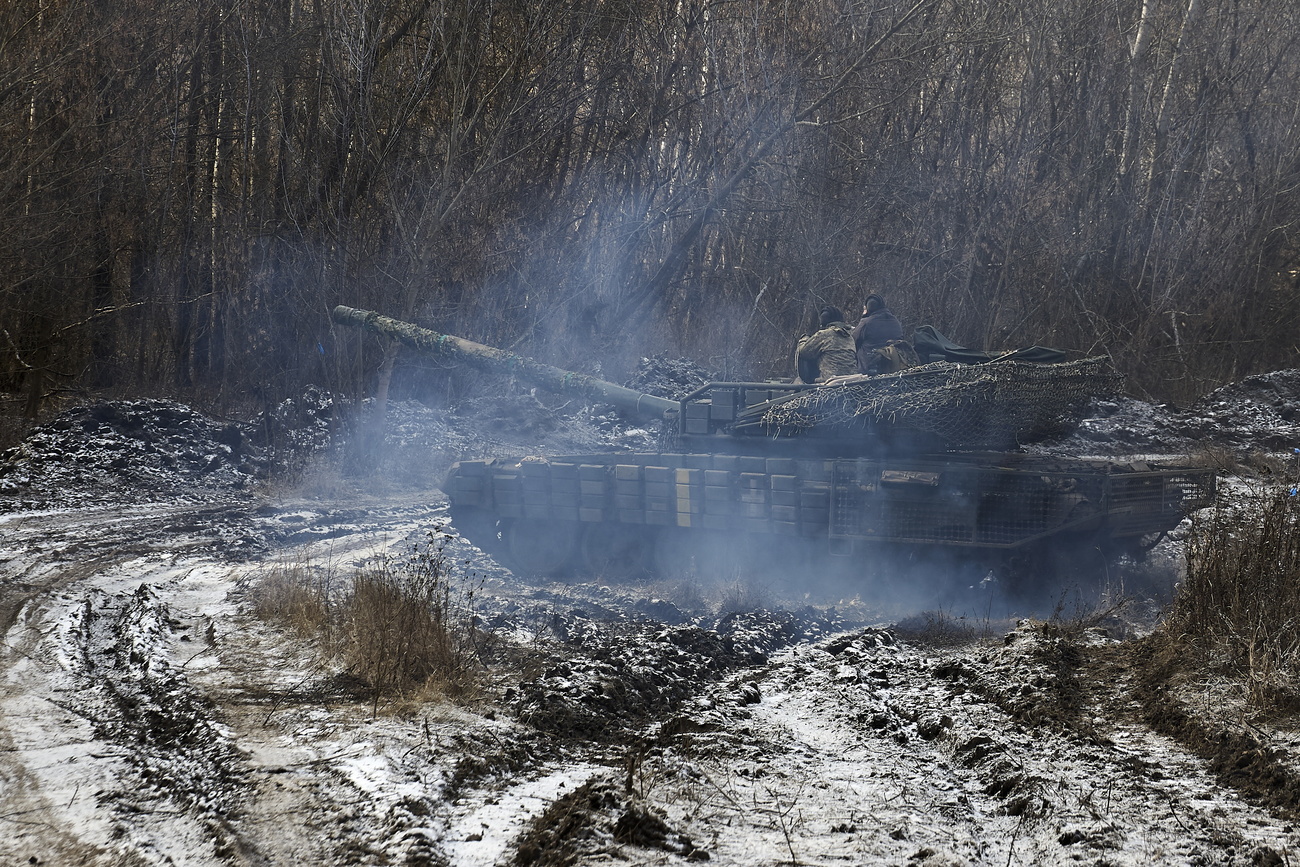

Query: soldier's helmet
[819,305,845,328]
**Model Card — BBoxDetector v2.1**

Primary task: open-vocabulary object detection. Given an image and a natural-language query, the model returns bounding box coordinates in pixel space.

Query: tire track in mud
[0,510,188,865]
[187,609,430,867]
[2,493,504,867]
[174,495,539,867]
[0,502,280,866]
[0,496,477,867]
[63,583,269,865]
[916,625,1296,863]
[0,556,116,867]
[935,621,1300,842]
[1129,642,1300,822]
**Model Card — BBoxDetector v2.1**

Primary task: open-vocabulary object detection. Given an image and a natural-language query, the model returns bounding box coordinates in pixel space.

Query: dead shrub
[892,609,981,647]
[252,529,482,711]
[1041,596,1131,643]
[1159,485,1300,710]
[344,536,480,708]
[0,400,34,451]
[716,574,769,615]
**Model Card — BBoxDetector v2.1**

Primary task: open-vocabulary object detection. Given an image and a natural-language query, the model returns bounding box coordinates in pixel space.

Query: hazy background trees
[2,0,1298,423]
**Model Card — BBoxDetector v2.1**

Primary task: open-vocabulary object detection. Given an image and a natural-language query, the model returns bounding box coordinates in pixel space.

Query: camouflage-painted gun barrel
[330,305,678,420]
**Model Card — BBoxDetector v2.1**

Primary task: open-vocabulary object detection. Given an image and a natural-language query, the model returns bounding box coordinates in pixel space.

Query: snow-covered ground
[2,365,1299,866]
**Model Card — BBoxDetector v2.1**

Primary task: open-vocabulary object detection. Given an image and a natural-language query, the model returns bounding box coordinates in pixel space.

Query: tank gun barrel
[330,305,677,420]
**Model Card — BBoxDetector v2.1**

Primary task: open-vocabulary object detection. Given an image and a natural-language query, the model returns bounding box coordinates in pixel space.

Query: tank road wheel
[991,546,1050,608]
[448,506,502,555]
[501,519,579,577]
[651,529,735,581]
[580,523,652,581]
[998,535,1112,613]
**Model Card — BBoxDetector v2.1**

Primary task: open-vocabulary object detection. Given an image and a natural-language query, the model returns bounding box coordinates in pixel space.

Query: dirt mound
[623,353,718,400]
[0,399,265,508]
[504,605,859,740]
[253,385,338,462]
[0,381,657,510]
[452,352,723,455]
[448,389,658,457]
[514,777,704,865]
[1040,367,1300,457]
[451,393,566,439]
[509,617,747,738]
[1040,397,1190,454]
[1181,368,1300,453]
[712,607,850,659]
[931,620,1100,735]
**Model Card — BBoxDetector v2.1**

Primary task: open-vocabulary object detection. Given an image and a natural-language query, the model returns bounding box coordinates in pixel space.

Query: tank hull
[445,451,1216,580]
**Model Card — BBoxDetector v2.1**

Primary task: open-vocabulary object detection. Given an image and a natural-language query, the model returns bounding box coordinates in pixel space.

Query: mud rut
[1,498,1296,866]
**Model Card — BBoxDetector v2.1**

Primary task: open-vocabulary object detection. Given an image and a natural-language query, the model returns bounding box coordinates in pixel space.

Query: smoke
[580,523,1097,625]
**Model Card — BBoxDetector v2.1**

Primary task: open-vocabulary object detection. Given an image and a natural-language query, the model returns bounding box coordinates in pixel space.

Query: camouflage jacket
[795,322,857,383]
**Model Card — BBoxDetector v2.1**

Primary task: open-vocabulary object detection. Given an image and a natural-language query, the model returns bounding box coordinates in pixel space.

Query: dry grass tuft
[252,561,333,638]
[892,609,982,647]
[1156,484,1300,711]
[716,573,769,615]
[253,529,482,712]
[345,534,481,709]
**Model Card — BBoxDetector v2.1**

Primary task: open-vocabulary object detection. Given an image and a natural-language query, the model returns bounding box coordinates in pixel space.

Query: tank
[331,305,1217,586]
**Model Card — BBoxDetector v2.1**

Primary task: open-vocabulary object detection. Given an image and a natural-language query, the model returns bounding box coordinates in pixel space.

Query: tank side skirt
[443,456,1215,560]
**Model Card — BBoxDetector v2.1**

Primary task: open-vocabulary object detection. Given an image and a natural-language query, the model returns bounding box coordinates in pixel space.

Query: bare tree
[2,0,1299,420]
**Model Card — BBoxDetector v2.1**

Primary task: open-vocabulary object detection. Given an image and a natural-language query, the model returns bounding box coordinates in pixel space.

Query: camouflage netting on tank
[755,357,1123,448]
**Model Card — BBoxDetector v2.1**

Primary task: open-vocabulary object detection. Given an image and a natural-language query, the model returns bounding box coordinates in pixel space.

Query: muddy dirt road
[2,489,1296,866]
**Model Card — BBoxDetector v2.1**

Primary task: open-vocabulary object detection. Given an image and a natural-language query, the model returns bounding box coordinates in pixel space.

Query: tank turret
[331,306,1216,588]
[333,305,1121,455]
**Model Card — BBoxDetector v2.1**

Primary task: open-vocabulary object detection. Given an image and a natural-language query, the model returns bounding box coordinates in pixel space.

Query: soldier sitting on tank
[795,305,858,384]
[852,293,916,375]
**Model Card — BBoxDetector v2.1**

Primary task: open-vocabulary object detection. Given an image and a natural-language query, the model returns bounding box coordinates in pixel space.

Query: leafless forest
[3,0,1299,420]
